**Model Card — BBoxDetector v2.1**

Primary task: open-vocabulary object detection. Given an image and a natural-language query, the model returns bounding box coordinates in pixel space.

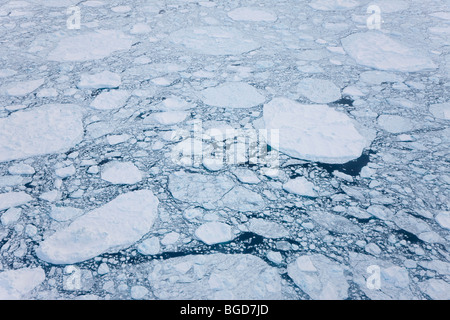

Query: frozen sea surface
[0,0,449,300]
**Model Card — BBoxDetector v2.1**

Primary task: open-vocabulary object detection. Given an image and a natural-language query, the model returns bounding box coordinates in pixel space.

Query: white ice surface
[78,71,121,89]
[0,104,84,162]
[90,90,130,110]
[0,192,33,211]
[36,190,159,264]
[48,30,133,62]
[195,222,234,245]
[283,177,317,197]
[263,98,368,164]
[227,7,277,22]
[297,78,341,103]
[201,82,265,109]
[169,26,259,56]
[0,267,45,300]
[341,32,436,72]
[101,161,143,185]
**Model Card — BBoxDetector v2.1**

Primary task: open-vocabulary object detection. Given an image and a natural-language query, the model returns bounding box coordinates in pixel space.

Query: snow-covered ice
[201,82,265,109]
[341,32,437,72]
[0,267,45,300]
[263,98,369,164]
[0,104,84,162]
[195,222,234,245]
[101,161,142,185]
[36,190,159,264]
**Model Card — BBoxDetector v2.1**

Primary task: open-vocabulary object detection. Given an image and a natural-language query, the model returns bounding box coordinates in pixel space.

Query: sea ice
[148,254,286,299]
[227,7,277,22]
[48,30,133,62]
[297,78,341,103]
[195,222,234,245]
[36,190,159,264]
[101,161,142,185]
[283,177,317,197]
[341,32,436,72]
[1,78,44,96]
[0,267,45,300]
[78,71,121,89]
[201,82,265,109]
[0,104,84,162]
[287,255,349,300]
[429,102,450,120]
[247,218,289,239]
[90,90,130,110]
[0,192,33,211]
[263,98,368,164]
[169,26,259,56]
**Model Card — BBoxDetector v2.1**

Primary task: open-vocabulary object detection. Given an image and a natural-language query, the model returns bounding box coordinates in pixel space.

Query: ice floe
[195,222,234,245]
[201,82,265,109]
[48,30,133,62]
[36,190,159,264]
[0,267,45,300]
[341,32,436,72]
[101,161,143,185]
[0,104,84,162]
[148,254,287,299]
[263,98,369,164]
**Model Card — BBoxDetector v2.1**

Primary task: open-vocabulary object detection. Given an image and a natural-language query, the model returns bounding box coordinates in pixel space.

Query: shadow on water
[317,151,373,177]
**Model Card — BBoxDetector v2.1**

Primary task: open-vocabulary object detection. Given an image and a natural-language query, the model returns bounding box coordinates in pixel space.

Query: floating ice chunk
[78,71,121,89]
[48,30,133,62]
[201,82,265,109]
[310,211,361,234]
[393,211,443,244]
[1,207,22,226]
[143,111,188,126]
[0,192,32,211]
[267,251,283,264]
[435,211,450,230]
[148,254,286,299]
[101,161,142,185]
[0,104,84,162]
[168,171,234,209]
[55,165,76,178]
[359,71,405,85]
[90,90,130,110]
[161,232,180,246]
[247,218,288,239]
[220,186,265,212]
[49,206,83,222]
[232,168,260,184]
[365,243,382,255]
[195,222,234,245]
[309,0,360,11]
[287,254,349,300]
[283,177,317,197]
[377,115,414,133]
[169,26,259,55]
[138,237,160,255]
[367,205,394,221]
[419,279,450,300]
[341,32,436,72]
[28,0,79,7]
[429,102,450,120]
[0,176,24,187]
[97,263,109,275]
[36,190,159,264]
[156,97,194,111]
[349,252,414,300]
[0,267,45,300]
[1,78,44,96]
[39,190,59,202]
[263,98,368,164]
[297,78,341,103]
[130,285,148,300]
[227,7,277,22]
[106,134,131,145]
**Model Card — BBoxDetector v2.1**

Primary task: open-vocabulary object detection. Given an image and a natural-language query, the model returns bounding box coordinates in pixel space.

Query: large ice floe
[0,105,84,162]
[262,98,369,164]
[36,190,159,264]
